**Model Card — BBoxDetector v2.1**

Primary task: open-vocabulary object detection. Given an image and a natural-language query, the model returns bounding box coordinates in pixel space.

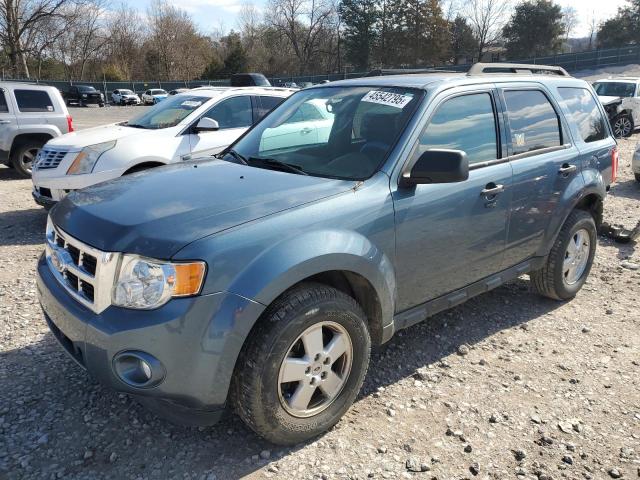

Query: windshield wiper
[223,149,248,165]
[125,122,147,129]
[248,157,309,176]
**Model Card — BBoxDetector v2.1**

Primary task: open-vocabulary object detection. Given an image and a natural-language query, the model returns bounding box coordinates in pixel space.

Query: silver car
[0,82,72,177]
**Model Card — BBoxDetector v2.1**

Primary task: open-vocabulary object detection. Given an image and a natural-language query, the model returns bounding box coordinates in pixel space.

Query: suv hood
[51,160,354,258]
[598,95,622,106]
[46,123,158,149]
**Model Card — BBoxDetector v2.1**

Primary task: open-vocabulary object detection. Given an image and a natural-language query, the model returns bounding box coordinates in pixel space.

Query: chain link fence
[3,45,640,99]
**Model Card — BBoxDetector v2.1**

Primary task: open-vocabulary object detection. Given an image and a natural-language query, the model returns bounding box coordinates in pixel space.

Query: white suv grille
[35,148,68,170]
[45,219,120,313]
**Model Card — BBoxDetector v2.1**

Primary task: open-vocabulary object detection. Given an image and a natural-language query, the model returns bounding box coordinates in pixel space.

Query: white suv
[111,89,141,105]
[31,87,295,206]
[593,77,640,137]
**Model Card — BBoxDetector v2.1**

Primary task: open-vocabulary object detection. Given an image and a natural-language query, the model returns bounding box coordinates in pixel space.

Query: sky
[125,0,630,38]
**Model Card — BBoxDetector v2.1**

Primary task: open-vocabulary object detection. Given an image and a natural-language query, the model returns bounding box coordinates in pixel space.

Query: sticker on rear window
[362,90,413,108]
[514,132,526,147]
[181,100,202,108]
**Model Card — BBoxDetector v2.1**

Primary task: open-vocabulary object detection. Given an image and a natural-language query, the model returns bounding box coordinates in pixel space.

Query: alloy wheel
[613,116,632,137]
[563,228,591,285]
[19,147,39,173]
[278,321,353,418]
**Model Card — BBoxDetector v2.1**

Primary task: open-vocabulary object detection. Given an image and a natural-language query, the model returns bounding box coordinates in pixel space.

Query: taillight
[66,115,74,133]
[611,146,618,183]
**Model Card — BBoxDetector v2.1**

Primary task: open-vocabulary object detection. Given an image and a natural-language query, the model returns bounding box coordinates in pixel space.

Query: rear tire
[531,210,596,300]
[635,173,640,183]
[232,283,371,445]
[10,140,43,178]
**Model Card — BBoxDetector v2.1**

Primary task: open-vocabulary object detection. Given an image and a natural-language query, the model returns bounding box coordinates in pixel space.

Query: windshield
[223,86,422,180]
[78,86,96,92]
[151,89,167,95]
[126,95,209,129]
[120,89,133,94]
[593,82,636,97]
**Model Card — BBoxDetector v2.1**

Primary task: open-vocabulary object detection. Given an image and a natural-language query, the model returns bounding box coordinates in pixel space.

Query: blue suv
[37,63,617,445]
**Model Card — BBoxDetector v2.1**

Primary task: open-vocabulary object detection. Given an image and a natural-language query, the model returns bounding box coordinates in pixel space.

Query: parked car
[37,63,617,445]
[141,89,168,105]
[111,89,141,105]
[633,141,640,182]
[0,82,73,177]
[230,73,271,87]
[31,87,294,206]
[593,77,640,137]
[169,88,190,95]
[64,85,104,107]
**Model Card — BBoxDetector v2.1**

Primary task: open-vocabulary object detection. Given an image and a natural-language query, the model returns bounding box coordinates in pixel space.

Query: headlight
[66,141,116,175]
[113,255,206,309]
[82,94,87,98]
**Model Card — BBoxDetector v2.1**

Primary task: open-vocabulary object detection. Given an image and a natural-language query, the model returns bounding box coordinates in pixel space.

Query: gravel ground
[1,117,639,479]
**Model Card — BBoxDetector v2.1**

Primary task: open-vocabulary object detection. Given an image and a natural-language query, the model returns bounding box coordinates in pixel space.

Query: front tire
[232,283,371,445]
[635,173,640,183]
[531,210,597,300]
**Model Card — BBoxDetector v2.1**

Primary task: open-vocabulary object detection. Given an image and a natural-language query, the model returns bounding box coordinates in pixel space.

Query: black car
[64,85,104,107]
[230,73,271,87]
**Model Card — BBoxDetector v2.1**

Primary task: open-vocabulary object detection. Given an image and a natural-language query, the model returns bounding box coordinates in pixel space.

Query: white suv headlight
[112,255,206,310]
[66,141,116,175]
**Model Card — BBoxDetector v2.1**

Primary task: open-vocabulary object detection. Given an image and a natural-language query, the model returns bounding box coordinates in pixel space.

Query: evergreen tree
[339,0,379,70]
[502,0,565,59]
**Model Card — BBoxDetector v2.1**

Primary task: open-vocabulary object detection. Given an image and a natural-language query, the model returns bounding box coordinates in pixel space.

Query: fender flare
[227,229,397,332]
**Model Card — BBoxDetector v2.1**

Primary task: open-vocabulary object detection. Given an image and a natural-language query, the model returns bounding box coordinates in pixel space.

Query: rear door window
[414,93,498,165]
[0,90,9,113]
[503,90,561,155]
[257,96,285,120]
[558,87,607,143]
[15,90,54,113]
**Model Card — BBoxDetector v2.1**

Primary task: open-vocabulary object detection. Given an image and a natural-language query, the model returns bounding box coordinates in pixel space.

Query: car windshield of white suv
[151,89,167,95]
[593,82,636,97]
[125,95,209,129]
[222,86,423,180]
[120,89,134,95]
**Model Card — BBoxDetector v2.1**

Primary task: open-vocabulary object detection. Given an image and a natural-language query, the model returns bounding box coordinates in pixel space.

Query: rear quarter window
[503,90,561,155]
[15,90,54,113]
[557,87,608,143]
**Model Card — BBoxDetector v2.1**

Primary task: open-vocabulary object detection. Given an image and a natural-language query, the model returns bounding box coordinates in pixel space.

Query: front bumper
[32,187,58,208]
[37,253,265,418]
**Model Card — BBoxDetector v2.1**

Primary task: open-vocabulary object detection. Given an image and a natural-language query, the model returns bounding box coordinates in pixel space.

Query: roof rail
[467,63,570,77]
[365,68,459,77]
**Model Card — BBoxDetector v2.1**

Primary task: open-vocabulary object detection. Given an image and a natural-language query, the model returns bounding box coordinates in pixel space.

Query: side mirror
[195,117,219,133]
[400,149,469,186]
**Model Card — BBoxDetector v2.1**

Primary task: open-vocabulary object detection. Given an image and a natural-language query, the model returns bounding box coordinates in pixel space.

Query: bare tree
[562,6,578,42]
[0,0,74,77]
[463,0,510,60]
[266,0,337,74]
[104,3,144,79]
[586,11,599,50]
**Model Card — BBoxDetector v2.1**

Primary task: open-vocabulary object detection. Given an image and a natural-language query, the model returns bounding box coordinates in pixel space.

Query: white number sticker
[362,90,413,108]
[181,100,202,108]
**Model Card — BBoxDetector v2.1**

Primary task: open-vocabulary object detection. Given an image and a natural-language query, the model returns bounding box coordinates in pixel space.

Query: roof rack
[467,63,570,77]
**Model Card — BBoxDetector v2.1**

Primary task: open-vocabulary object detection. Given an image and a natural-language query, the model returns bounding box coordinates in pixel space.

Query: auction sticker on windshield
[181,100,203,108]
[362,90,413,108]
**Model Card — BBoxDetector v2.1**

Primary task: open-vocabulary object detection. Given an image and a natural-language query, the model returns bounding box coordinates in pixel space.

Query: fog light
[113,351,165,388]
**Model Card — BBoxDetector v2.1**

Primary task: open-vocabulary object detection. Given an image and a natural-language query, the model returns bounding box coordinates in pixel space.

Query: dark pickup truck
[63,85,104,107]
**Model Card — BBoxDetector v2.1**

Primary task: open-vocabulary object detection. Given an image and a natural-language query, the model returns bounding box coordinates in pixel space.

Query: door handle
[300,127,312,134]
[0,120,10,124]
[558,163,577,175]
[481,183,504,196]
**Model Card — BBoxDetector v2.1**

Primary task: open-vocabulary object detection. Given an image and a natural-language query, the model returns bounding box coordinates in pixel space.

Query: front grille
[35,149,68,170]
[45,221,119,313]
